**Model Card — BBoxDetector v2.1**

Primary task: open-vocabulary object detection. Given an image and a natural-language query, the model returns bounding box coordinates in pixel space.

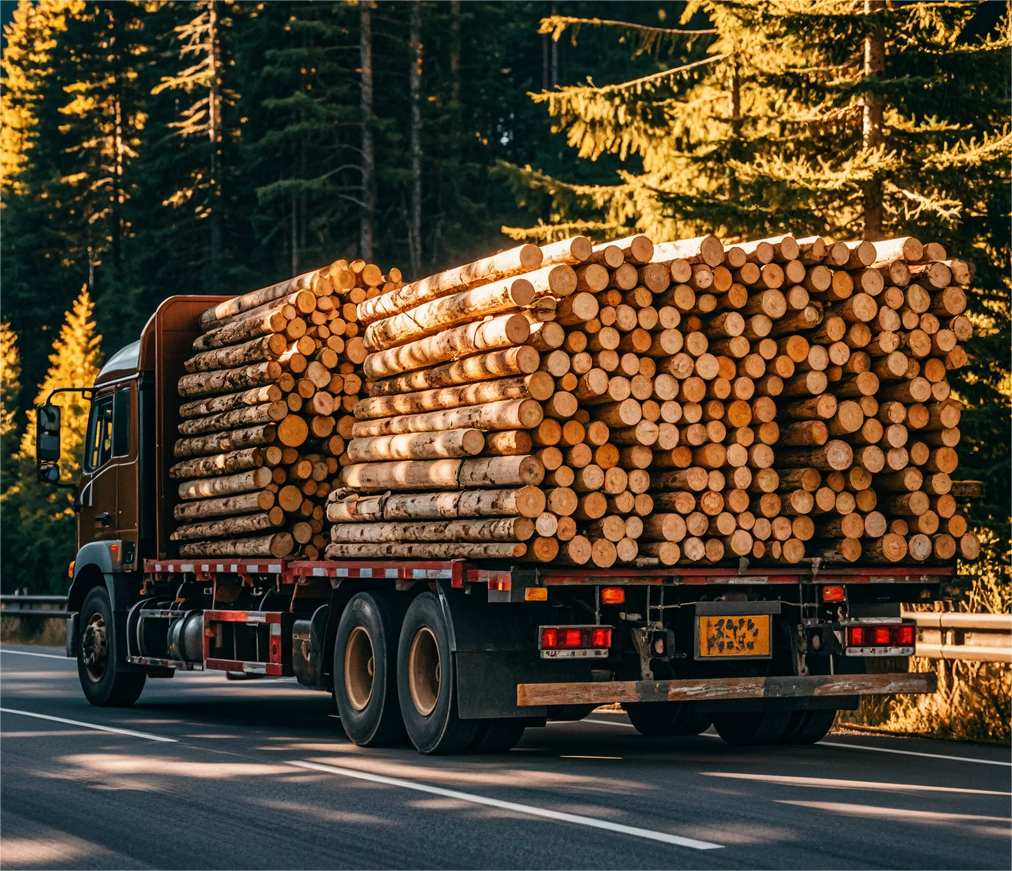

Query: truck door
[78,385,136,548]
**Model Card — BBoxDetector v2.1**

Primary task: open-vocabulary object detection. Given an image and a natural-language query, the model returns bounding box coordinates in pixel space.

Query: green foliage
[1,289,102,594]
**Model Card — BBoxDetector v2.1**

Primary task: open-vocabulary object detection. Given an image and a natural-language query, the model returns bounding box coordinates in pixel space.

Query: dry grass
[0,615,67,647]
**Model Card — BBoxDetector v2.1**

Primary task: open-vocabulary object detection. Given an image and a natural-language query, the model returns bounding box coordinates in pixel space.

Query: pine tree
[512,1,1010,540]
[0,322,22,487]
[20,286,103,476]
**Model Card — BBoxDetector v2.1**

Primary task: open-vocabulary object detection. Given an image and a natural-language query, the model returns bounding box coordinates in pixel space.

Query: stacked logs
[168,259,389,559]
[324,232,982,567]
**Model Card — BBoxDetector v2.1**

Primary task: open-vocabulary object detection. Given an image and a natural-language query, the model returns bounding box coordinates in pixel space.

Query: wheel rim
[408,626,440,717]
[81,613,108,682]
[344,626,375,712]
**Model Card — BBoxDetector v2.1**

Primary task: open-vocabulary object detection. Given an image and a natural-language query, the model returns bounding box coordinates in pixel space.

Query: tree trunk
[327,485,546,522]
[174,424,277,459]
[347,429,485,462]
[409,0,423,276]
[367,346,541,397]
[363,313,529,381]
[862,0,886,240]
[198,277,317,331]
[179,384,283,419]
[329,516,533,543]
[169,447,262,481]
[341,454,544,491]
[363,277,536,350]
[177,361,282,398]
[179,532,293,558]
[360,0,375,261]
[193,307,291,353]
[184,333,290,373]
[170,508,284,541]
[173,489,275,521]
[177,466,274,500]
[350,398,543,438]
[325,541,526,560]
[357,374,552,421]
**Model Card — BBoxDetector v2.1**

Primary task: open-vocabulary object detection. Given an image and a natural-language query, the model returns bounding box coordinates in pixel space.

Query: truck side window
[113,386,131,457]
[84,396,114,472]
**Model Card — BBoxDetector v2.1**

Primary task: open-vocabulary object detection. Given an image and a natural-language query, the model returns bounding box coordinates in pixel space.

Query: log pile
[169,259,392,559]
[322,232,982,567]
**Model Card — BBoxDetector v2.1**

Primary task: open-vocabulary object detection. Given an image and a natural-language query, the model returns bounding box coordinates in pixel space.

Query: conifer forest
[1,1,1009,597]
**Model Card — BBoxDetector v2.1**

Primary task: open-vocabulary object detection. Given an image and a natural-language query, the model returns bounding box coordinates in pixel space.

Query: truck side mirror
[36,404,62,462]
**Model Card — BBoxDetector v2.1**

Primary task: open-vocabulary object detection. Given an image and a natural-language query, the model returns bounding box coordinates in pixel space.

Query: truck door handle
[95,512,111,526]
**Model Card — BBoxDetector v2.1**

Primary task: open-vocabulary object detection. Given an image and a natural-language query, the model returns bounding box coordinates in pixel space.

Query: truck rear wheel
[625,702,712,737]
[779,709,836,744]
[77,587,145,708]
[397,593,479,755]
[469,719,526,754]
[333,592,407,747]
[711,710,791,746]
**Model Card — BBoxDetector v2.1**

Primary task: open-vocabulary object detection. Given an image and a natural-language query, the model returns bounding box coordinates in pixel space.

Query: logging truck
[37,294,960,754]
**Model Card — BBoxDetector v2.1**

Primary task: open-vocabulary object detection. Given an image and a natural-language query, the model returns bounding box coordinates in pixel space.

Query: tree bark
[342,454,544,491]
[327,485,546,522]
[350,398,544,438]
[170,508,284,541]
[357,374,552,420]
[199,278,317,331]
[178,401,287,436]
[173,489,275,521]
[347,429,485,462]
[325,541,526,560]
[179,384,283,419]
[174,423,277,458]
[367,346,541,397]
[169,447,262,481]
[363,313,530,380]
[177,466,274,501]
[177,361,282,398]
[330,516,533,543]
[179,532,293,558]
[358,246,542,325]
[193,307,291,353]
[364,277,536,350]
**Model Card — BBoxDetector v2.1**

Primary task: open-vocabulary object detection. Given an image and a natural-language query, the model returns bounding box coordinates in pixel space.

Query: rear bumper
[517,672,937,707]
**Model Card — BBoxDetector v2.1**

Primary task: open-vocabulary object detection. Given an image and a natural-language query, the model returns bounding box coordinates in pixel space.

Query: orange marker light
[601,587,625,605]
[822,585,845,603]
[525,588,548,602]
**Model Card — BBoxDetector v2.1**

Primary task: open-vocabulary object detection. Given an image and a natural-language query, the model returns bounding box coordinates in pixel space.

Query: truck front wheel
[333,592,407,746]
[397,593,479,755]
[77,587,145,707]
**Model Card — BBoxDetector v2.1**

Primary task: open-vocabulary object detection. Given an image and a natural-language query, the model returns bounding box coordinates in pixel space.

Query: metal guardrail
[904,610,1012,663]
[0,595,72,619]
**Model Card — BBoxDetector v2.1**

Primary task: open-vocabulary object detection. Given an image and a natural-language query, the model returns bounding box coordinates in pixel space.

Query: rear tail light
[540,625,612,659]
[845,621,916,656]
[822,585,845,602]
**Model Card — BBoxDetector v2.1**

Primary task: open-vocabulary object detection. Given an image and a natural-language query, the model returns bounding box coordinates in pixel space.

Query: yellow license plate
[697,614,772,658]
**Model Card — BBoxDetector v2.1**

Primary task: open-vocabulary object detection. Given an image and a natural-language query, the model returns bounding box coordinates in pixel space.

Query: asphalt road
[2,644,1009,870]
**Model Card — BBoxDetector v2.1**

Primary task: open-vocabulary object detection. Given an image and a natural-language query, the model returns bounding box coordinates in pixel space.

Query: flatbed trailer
[38,296,956,753]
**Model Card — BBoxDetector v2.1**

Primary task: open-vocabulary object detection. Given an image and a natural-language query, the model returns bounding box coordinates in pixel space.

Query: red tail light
[539,625,612,658]
[846,622,916,655]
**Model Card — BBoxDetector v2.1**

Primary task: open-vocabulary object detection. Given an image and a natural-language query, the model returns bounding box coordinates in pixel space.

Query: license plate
[697,614,772,659]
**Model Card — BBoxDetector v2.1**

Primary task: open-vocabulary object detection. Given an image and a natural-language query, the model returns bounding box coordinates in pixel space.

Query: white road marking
[0,708,177,744]
[561,755,622,760]
[581,719,637,729]
[702,771,1011,796]
[822,741,1011,767]
[288,760,723,850]
[0,648,71,661]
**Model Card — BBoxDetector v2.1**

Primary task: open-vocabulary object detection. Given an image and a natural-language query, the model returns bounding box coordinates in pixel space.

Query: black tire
[469,719,526,754]
[779,709,837,745]
[333,592,407,747]
[397,593,479,755]
[625,702,712,737]
[77,587,145,708]
[711,710,792,746]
